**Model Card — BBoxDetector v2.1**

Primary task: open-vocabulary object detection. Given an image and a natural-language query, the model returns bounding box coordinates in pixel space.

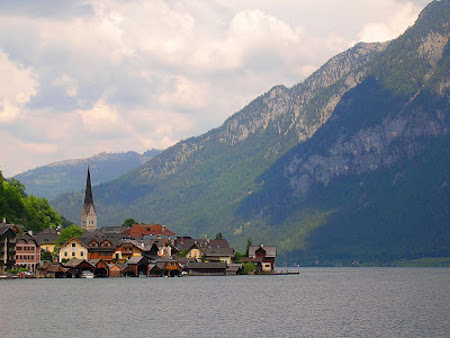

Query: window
[72,243,76,248]
[64,252,68,257]
[72,252,75,257]
[80,252,84,257]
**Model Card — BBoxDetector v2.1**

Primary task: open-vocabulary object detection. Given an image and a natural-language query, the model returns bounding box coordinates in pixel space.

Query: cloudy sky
[0,0,432,177]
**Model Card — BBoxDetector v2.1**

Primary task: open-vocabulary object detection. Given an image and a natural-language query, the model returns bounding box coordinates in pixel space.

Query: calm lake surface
[1,268,449,337]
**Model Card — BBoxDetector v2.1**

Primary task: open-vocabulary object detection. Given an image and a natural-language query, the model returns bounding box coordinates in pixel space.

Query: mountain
[14,150,161,200]
[53,40,386,227]
[53,0,449,264]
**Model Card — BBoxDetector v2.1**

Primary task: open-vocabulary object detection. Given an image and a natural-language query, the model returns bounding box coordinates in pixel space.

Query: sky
[0,0,432,177]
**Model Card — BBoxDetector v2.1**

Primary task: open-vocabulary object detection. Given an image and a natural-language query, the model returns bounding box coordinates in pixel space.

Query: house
[203,247,235,264]
[59,237,89,262]
[122,256,148,277]
[185,239,233,263]
[185,243,203,261]
[40,263,65,278]
[242,245,277,273]
[63,258,94,278]
[148,263,164,277]
[0,224,18,274]
[156,239,175,258]
[151,257,181,277]
[108,263,124,277]
[34,228,60,256]
[15,233,40,272]
[87,238,118,262]
[113,240,159,262]
[121,223,175,238]
[187,262,227,276]
[89,259,109,277]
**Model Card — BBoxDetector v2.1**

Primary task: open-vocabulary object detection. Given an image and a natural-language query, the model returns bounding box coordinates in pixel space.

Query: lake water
[1,268,449,337]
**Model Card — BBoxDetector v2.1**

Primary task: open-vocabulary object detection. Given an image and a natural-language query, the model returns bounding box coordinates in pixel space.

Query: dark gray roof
[88,259,102,266]
[248,246,277,258]
[17,233,38,245]
[188,262,227,269]
[34,229,60,245]
[63,258,93,268]
[203,247,234,257]
[100,226,125,234]
[127,256,147,265]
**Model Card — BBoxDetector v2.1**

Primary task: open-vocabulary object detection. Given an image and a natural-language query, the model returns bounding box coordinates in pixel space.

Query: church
[80,166,97,231]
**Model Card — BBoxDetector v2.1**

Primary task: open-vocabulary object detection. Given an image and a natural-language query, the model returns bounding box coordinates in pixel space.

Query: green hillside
[14,150,160,200]
[52,0,450,264]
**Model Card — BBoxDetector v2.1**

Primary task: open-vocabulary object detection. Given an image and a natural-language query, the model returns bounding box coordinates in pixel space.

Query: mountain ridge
[14,149,161,200]
[52,0,449,263]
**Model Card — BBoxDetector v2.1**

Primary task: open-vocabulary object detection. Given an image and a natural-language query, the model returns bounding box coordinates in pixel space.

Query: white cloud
[53,73,78,97]
[0,50,38,124]
[158,76,208,110]
[0,0,433,177]
[358,2,422,42]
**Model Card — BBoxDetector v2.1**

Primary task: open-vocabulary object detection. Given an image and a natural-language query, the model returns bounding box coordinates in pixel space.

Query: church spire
[81,165,97,231]
[84,165,93,205]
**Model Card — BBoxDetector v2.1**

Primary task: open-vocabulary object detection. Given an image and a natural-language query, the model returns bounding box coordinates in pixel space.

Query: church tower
[81,166,97,231]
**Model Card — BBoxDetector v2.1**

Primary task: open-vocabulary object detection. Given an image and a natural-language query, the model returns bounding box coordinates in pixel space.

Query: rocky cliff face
[287,101,448,196]
[136,42,386,180]
[52,1,450,264]
[282,2,450,198]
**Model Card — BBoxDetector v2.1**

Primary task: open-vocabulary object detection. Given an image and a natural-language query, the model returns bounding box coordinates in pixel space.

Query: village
[0,168,277,278]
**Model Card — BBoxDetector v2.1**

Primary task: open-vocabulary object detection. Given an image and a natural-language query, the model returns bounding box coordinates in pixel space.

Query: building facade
[15,233,40,271]
[0,225,18,274]
[59,238,89,262]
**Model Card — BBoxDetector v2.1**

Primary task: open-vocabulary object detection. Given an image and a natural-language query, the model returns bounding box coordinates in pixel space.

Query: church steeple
[84,166,93,205]
[81,165,97,231]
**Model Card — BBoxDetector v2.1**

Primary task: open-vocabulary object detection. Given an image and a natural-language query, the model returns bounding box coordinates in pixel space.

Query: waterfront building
[81,166,97,231]
[34,228,60,255]
[15,233,40,271]
[243,245,277,273]
[59,237,89,262]
[122,223,175,238]
[187,262,227,276]
[0,224,18,274]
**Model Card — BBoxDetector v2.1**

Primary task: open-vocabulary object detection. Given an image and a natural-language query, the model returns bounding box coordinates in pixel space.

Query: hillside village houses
[0,167,277,278]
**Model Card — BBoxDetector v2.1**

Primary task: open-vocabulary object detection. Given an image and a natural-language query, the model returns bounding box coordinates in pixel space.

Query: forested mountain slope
[53,0,449,264]
[14,150,160,200]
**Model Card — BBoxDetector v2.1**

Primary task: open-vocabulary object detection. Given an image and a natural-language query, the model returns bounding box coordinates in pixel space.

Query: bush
[242,262,257,275]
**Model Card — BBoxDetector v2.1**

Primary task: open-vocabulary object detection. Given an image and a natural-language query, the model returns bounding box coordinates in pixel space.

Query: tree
[245,237,252,257]
[233,251,243,263]
[0,175,63,232]
[7,178,27,198]
[56,224,83,246]
[177,249,188,258]
[23,195,62,231]
[0,177,26,223]
[41,251,53,261]
[121,218,137,227]
[215,232,223,240]
[61,216,75,228]
[242,262,257,275]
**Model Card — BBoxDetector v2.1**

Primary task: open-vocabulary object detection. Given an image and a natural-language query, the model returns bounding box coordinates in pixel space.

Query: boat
[81,271,94,278]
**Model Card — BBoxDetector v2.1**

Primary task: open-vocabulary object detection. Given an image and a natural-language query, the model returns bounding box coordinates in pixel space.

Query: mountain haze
[15,150,160,200]
[53,0,449,264]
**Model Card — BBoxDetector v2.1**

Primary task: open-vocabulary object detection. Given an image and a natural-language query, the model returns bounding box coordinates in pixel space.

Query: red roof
[122,224,174,238]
